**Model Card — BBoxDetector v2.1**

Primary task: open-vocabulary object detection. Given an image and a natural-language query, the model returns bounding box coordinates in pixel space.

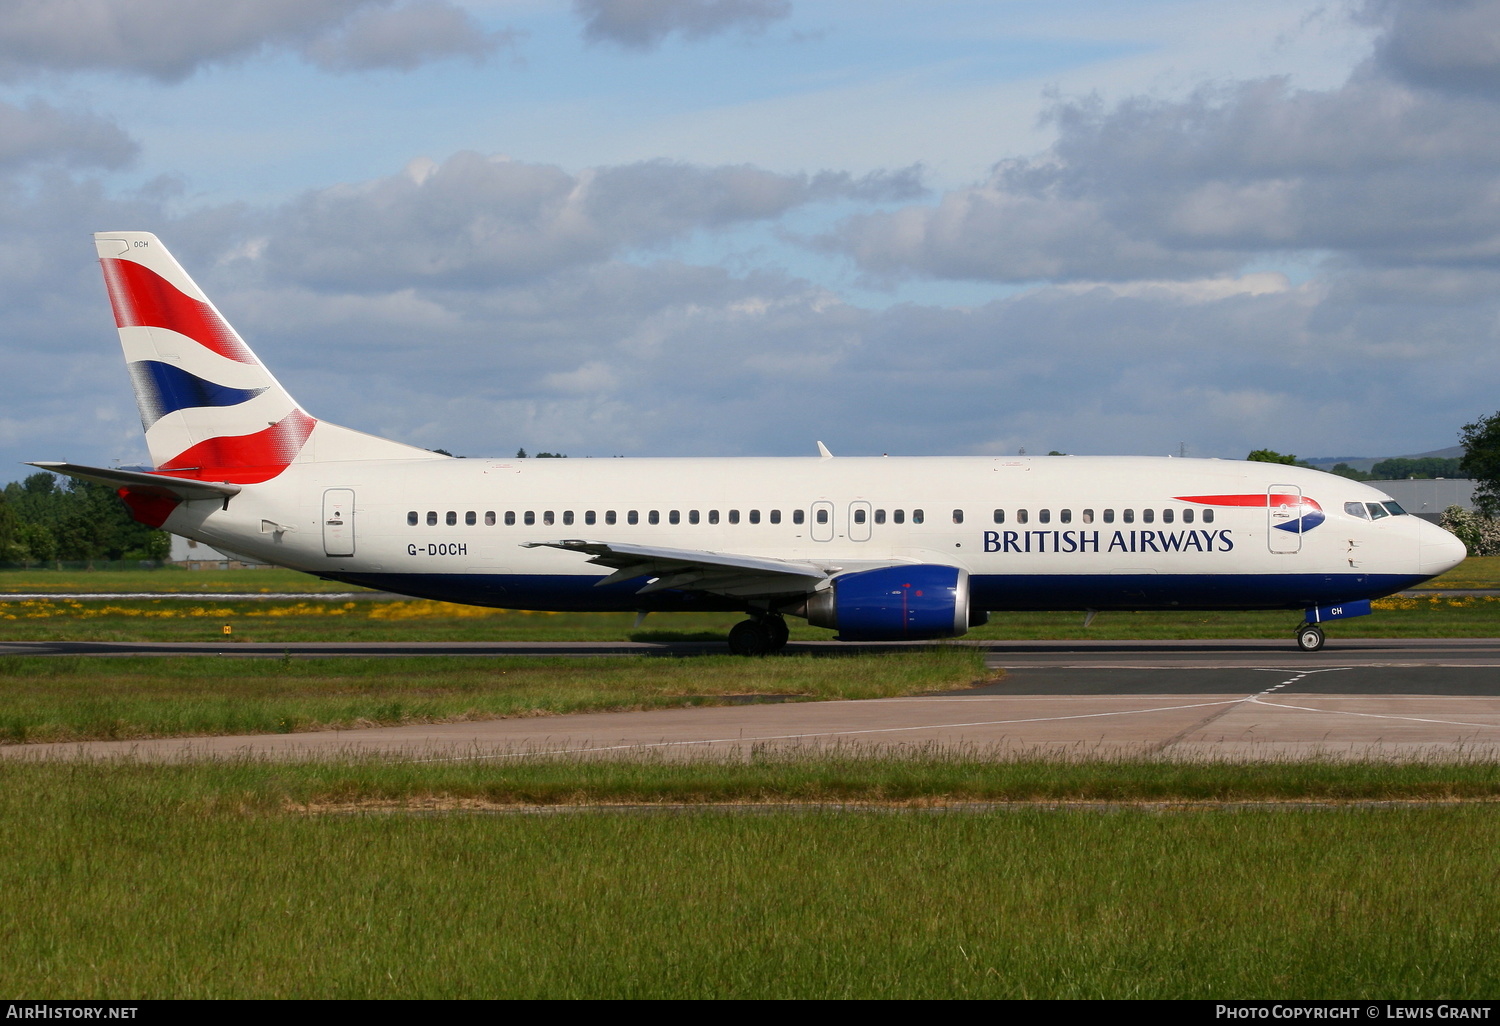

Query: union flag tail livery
[95,231,441,482]
[30,231,1469,654]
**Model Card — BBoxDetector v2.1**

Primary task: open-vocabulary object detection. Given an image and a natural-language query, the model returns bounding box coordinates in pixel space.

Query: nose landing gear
[727,614,790,656]
[1295,623,1325,652]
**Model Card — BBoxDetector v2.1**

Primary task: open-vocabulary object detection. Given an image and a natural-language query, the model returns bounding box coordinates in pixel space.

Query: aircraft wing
[27,461,242,502]
[522,539,840,599]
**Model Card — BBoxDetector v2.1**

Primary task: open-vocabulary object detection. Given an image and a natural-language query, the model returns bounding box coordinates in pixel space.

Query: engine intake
[802,564,974,640]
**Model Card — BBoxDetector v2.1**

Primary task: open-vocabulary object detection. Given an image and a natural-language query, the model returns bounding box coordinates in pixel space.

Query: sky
[2,0,1497,469]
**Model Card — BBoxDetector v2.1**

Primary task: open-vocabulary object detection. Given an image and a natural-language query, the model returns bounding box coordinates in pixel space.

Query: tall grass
[2,756,1498,998]
[0,650,993,743]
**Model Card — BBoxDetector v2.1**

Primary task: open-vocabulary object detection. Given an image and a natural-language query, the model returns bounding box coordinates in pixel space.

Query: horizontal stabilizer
[28,461,242,501]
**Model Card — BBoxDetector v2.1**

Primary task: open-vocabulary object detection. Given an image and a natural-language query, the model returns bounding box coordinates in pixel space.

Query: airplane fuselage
[161,453,1457,615]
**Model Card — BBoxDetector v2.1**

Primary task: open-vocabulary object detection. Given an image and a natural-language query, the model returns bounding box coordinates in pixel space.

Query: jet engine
[800,564,980,640]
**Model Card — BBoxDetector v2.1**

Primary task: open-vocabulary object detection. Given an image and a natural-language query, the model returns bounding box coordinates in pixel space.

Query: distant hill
[1303,445,1465,475]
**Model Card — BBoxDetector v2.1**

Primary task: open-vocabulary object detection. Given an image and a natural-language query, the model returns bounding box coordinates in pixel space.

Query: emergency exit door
[323,488,355,557]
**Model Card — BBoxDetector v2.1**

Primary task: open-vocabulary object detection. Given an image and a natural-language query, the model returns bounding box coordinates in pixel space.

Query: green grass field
[3,756,1499,998]
[0,649,991,743]
[2,563,1497,998]
[0,592,1495,643]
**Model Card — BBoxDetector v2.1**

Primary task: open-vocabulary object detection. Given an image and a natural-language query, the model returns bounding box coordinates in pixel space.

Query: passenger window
[854,508,867,524]
[465,511,476,526]
[628,511,638,525]
[912,509,924,524]
[1123,509,1134,524]
[562,511,574,526]
[816,508,829,525]
[524,511,535,526]
[993,509,1005,524]
[1039,509,1051,524]
[688,510,699,525]
[1182,509,1194,524]
[1203,509,1215,524]
[485,511,496,526]
[1060,509,1072,524]
[893,510,905,524]
[505,511,516,526]
[952,509,964,524]
[1103,509,1115,524]
[649,511,660,525]
[543,511,554,526]
[1082,509,1094,524]
[770,510,781,524]
[1162,509,1173,524]
[748,510,759,524]
[874,509,885,524]
[606,511,617,525]
[446,511,457,526]
[793,510,805,525]
[427,511,437,526]
[1367,502,1389,520]
[669,510,681,525]
[407,511,418,526]
[1017,509,1029,524]
[585,511,596,526]
[1142,509,1154,524]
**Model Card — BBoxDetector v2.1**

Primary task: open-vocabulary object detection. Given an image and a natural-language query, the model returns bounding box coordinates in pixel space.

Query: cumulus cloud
[1368,0,1500,95]
[0,0,507,81]
[0,99,135,171]
[254,152,922,290]
[816,3,1500,286]
[574,0,791,51]
[302,1,513,72]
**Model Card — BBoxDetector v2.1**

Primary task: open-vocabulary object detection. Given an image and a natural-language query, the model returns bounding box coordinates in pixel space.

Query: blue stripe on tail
[127,360,267,428]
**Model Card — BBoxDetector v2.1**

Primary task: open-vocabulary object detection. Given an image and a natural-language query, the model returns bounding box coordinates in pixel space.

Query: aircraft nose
[1419,523,1468,578]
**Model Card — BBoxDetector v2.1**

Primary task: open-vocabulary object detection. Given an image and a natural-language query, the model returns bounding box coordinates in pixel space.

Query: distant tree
[535,452,567,459]
[1440,505,1500,557]
[431,448,453,457]
[1460,412,1500,517]
[1329,463,1372,481]
[1047,450,1066,456]
[1370,457,1462,480]
[515,448,527,459]
[1246,450,1309,466]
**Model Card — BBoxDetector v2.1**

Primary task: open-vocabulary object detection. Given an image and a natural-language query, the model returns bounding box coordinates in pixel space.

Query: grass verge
[0,649,992,743]
[2,755,1499,998]
[2,593,1498,642]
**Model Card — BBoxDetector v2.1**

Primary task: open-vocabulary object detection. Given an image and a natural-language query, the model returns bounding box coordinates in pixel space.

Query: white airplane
[33,232,1468,654]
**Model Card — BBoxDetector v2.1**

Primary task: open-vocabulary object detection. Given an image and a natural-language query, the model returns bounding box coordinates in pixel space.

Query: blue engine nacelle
[802,564,975,640]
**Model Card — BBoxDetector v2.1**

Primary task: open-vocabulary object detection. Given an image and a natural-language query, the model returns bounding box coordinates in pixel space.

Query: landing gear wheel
[728,619,774,656]
[1296,625,1325,652]
[766,616,790,651]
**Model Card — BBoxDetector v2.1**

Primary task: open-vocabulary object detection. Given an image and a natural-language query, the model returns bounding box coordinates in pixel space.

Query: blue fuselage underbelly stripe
[322,571,1425,614]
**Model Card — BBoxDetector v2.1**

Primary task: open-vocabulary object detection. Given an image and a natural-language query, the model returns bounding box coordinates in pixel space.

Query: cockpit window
[1383,501,1408,516]
[1344,502,1369,520]
[1366,502,1390,520]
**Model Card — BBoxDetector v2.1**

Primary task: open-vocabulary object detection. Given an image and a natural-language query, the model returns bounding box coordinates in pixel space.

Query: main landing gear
[1295,623,1325,652]
[727,614,790,656]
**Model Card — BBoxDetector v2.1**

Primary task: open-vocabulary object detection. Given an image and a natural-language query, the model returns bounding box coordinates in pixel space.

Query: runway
[3,638,1498,763]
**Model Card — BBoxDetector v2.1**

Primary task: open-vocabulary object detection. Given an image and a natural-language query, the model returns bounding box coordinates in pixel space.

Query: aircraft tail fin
[94,231,444,483]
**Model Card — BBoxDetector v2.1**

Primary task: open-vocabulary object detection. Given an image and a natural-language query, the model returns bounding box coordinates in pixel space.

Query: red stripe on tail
[158,409,316,484]
[100,258,256,364]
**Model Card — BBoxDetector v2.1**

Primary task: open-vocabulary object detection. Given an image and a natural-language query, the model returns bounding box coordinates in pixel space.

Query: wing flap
[523,539,834,599]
